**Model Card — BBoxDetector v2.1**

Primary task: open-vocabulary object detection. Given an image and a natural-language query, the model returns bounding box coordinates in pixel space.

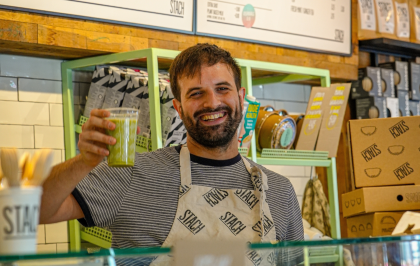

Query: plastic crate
[80,226,112,249]
[79,115,88,126]
[136,135,152,151]
[238,148,249,156]
[260,149,329,160]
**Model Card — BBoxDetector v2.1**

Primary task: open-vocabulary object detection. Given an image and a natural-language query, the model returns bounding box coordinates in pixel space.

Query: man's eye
[191,92,201,97]
[218,87,229,91]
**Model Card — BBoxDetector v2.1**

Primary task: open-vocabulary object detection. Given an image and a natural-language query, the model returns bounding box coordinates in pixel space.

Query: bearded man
[39,43,303,265]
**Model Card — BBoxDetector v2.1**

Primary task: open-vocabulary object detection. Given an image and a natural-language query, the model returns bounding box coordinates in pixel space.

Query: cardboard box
[409,62,420,101]
[350,68,383,99]
[381,68,396,98]
[342,185,420,217]
[351,97,387,119]
[387,97,400,117]
[315,83,351,157]
[347,212,405,238]
[295,87,332,151]
[380,61,409,91]
[398,90,410,116]
[348,116,420,188]
[410,100,420,116]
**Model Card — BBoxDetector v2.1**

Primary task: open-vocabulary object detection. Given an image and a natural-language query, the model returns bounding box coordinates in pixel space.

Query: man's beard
[181,102,243,150]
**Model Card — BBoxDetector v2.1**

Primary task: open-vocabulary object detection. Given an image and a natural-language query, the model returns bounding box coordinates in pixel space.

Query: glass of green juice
[105,108,138,167]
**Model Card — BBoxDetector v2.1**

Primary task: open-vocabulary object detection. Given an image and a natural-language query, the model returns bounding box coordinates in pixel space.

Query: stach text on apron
[151,146,278,266]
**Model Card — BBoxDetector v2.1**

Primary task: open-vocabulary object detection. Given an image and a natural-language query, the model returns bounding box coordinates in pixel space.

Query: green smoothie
[106,117,137,167]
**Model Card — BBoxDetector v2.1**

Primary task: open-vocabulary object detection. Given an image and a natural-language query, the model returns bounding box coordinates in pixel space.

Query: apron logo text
[179,185,191,199]
[246,249,263,266]
[235,189,259,210]
[252,215,274,237]
[178,209,205,235]
[251,168,263,191]
[202,188,229,207]
[220,212,246,236]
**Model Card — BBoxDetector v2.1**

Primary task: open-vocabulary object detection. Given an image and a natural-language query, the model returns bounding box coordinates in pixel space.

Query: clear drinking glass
[105,108,138,167]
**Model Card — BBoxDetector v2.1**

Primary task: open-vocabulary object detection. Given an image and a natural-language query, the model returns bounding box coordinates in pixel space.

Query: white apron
[152,146,277,266]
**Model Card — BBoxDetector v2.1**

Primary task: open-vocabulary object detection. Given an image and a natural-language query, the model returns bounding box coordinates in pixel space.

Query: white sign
[196,0,351,55]
[0,0,194,33]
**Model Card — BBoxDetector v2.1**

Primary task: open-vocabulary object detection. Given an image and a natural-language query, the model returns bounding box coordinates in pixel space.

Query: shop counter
[1,235,420,266]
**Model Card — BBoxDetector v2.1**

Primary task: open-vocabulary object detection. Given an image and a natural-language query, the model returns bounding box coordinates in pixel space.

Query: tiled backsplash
[0,54,68,254]
[0,54,313,254]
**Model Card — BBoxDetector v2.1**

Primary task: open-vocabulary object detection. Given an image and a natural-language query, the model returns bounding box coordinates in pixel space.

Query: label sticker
[395,2,410,38]
[375,0,395,34]
[280,127,293,147]
[359,0,377,30]
[415,7,420,40]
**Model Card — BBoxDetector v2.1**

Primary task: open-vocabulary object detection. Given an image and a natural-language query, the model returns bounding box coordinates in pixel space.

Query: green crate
[79,115,88,126]
[80,227,112,249]
[238,148,249,156]
[260,149,329,160]
[136,135,152,151]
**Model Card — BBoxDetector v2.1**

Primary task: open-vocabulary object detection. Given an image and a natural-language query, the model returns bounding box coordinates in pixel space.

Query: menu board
[196,0,351,55]
[0,0,194,33]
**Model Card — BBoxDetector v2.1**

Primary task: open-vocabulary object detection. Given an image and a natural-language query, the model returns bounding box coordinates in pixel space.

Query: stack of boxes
[350,61,420,119]
[343,116,420,238]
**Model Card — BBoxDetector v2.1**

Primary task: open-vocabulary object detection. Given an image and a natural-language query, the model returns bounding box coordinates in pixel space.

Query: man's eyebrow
[215,81,232,86]
[186,87,202,95]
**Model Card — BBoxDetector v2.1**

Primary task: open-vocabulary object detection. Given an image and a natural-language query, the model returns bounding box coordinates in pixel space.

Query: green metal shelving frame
[61,48,341,265]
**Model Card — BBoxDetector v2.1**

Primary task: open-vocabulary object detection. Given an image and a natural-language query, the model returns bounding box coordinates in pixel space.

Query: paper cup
[0,187,43,255]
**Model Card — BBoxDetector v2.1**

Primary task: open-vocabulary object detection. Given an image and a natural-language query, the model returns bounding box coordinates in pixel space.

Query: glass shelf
[2,236,420,266]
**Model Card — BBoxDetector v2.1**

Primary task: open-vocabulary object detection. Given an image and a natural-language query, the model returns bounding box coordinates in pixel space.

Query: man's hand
[78,109,141,168]
[78,109,116,167]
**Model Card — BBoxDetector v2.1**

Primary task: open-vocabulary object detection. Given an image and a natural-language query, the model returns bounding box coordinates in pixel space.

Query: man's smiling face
[173,62,245,149]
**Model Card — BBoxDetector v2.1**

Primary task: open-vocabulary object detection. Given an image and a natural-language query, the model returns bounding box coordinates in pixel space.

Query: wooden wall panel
[0,4,358,81]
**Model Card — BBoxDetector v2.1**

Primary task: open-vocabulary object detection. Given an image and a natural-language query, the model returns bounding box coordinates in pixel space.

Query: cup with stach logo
[0,187,43,255]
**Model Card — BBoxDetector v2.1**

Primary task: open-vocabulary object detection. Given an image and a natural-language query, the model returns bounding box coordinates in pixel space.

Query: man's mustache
[193,106,233,119]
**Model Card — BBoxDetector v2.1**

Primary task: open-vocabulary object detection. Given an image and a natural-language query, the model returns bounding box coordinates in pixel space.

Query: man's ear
[173,98,182,119]
[238,87,246,109]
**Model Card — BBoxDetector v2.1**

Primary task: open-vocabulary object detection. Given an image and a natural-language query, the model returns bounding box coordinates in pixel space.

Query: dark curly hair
[169,43,241,101]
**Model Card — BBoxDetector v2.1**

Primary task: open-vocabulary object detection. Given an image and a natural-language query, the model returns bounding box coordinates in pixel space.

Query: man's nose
[203,90,221,109]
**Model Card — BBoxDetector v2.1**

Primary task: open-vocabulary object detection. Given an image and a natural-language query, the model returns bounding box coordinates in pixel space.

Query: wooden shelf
[359,38,420,58]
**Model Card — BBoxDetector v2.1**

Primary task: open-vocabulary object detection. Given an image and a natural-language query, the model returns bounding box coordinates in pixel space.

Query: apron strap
[180,146,192,186]
[242,157,269,191]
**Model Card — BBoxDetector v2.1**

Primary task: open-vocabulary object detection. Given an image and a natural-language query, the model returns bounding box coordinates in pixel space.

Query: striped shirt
[73,146,303,249]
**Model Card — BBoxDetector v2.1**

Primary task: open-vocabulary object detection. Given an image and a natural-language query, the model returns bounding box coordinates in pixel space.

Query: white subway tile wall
[0,125,35,148]
[37,225,45,244]
[0,54,68,254]
[0,101,50,125]
[0,77,18,101]
[37,244,57,254]
[0,55,62,80]
[50,104,64,126]
[46,222,69,243]
[35,126,65,149]
[18,79,62,103]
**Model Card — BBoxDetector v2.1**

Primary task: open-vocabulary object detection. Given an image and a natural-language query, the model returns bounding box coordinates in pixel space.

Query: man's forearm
[40,154,94,223]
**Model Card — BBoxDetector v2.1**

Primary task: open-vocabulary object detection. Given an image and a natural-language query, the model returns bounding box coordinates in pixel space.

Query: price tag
[174,240,246,266]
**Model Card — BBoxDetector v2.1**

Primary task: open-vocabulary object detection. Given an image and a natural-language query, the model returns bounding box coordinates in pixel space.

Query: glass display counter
[1,235,420,266]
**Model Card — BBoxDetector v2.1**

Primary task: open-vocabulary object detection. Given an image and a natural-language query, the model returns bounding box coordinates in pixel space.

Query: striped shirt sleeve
[72,161,134,227]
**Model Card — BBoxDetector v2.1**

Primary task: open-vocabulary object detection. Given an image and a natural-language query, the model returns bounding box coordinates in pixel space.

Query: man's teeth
[202,113,224,121]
